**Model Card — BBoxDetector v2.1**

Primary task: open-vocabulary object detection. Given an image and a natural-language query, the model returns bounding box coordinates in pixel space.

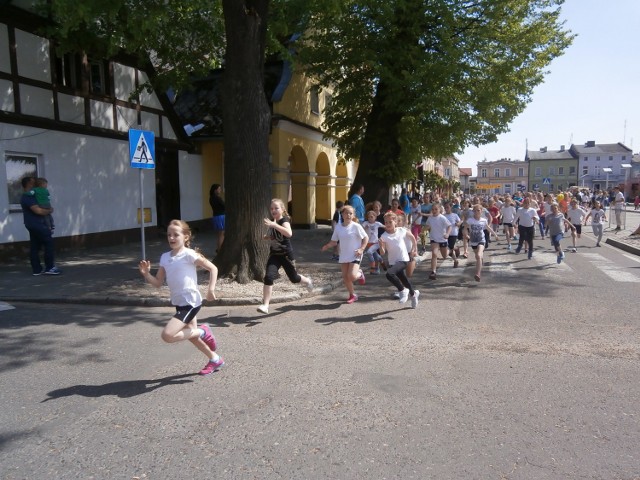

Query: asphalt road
[1,235,639,479]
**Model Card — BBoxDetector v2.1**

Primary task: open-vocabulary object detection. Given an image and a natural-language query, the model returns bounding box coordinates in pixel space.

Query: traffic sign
[129,129,155,169]
[542,177,551,185]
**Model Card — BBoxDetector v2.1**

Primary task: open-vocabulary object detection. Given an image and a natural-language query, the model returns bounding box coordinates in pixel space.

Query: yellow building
[177,62,357,228]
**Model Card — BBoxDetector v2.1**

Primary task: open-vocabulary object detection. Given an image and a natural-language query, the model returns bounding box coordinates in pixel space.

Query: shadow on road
[41,373,197,402]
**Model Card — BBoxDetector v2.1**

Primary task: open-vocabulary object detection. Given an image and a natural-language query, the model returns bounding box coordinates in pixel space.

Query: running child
[409,197,423,243]
[363,210,385,274]
[464,205,499,282]
[138,219,223,376]
[545,203,576,264]
[379,212,420,308]
[397,212,419,278]
[257,199,314,315]
[584,200,606,247]
[321,205,368,303]
[443,201,461,268]
[513,197,539,259]
[500,197,517,251]
[566,199,587,252]
[424,203,452,280]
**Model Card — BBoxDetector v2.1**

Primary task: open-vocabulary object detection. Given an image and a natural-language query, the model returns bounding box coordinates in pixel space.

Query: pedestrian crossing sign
[129,129,155,169]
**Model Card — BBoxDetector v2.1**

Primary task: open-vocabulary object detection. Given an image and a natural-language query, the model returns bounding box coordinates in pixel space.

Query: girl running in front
[464,205,499,282]
[138,219,223,376]
[321,205,368,303]
[584,200,606,247]
[424,203,452,280]
[363,210,385,274]
[443,201,461,268]
[257,198,314,315]
[500,197,517,251]
[545,203,576,263]
[566,199,588,252]
[379,211,420,308]
[513,197,539,259]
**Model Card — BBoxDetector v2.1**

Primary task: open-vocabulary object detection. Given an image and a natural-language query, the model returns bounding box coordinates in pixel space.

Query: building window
[310,86,320,115]
[505,168,511,177]
[558,167,564,175]
[549,167,555,175]
[504,184,512,194]
[445,168,451,177]
[535,167,541,177]
[55,52,82,90]
[596,156,600,161]
[569,166,576,175]
[481,169,487,178]
[584,156,588,162]
[609,156,613,161]
[494,168,500,177]
[324,92,332,113]
[582,166,588,175]
[5,153,39,210]
[595,165,600,177]
[518,167,524,176]
[622,156,626,161]
[89,60,107,95]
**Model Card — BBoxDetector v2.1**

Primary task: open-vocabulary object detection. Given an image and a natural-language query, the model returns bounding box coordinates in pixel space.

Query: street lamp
[621,163,632,201]
[602,167,612,192]
[580,173,588,187]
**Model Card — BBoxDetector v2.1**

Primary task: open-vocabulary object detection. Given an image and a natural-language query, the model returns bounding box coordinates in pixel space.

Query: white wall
[1,126,157,243]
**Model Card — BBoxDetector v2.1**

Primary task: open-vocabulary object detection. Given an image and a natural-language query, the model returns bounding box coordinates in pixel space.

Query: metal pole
[140,168,146,260]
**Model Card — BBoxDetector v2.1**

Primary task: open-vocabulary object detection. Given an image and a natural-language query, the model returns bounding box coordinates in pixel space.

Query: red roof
[459,168,472,176]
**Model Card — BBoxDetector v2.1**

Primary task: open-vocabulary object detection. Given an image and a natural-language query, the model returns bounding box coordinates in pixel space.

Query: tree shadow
[204,312,263,327]
[314,308,398,326]
[41,373,197,402]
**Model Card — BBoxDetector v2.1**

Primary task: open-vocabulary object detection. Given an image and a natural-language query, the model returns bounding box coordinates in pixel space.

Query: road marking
[581,253,640,283]
[0,301,16,311]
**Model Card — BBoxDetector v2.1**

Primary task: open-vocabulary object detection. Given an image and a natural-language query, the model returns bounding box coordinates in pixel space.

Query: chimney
[586,140,596,147]
[540,147,547,153]
[560,145,565,152]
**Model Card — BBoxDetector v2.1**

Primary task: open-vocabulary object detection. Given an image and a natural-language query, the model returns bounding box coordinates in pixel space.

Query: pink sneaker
[199,356,225,375]
[358,270,366,285]
[346,294,358,304]
[200,324,217,351]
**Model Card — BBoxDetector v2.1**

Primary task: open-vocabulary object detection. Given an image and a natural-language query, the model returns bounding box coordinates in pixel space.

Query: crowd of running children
[136,191,616,375]
[323,188,617,304]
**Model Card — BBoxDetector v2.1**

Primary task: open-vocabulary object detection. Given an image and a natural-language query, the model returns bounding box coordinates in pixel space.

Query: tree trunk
[354,80,403,206]
[216,0,271,283]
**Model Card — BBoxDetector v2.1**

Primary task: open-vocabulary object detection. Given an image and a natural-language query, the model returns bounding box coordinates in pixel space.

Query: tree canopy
[298,0,574,195]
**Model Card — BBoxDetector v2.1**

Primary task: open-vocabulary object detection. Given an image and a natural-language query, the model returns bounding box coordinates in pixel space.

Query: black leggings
[385,261,414,295]
[264,253,301,286]
[517,225,534,251]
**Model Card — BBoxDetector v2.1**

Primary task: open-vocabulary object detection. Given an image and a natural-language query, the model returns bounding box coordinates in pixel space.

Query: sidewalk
[1,213,639,308]
[0,226,342,307]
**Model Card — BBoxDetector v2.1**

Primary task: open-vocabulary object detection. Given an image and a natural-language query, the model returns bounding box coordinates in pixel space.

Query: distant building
[570,141,633,192]
[525,146,577,193]
[459,168,472,194]
[477,158,528,195]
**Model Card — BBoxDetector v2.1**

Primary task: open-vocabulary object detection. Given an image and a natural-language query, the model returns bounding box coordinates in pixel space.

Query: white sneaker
[257,304,269,314]
[398,289,409,304]
[411,290,420,309]
[306,278,314,292]
[393,291,400,298]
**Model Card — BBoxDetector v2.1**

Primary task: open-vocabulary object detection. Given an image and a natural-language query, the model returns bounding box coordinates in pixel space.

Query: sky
[457,0,640,175]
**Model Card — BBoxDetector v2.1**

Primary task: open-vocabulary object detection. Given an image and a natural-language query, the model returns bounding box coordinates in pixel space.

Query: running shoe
[528,252,533,259]
[514,247,521,254]
[557,253,562,264]
[306,278,314,292]
[346,294,358,304]
[32,270,43,276]
[596,243,601,247]
[200,324,217,351]
[474,274,481,282]
[257,304,269,314]
[358,270,366,285]
[453,259,459,268]
[43,266,62,275]
[393,291,400,299]
[410,290,420,309]
[199,356,225,375]
[429,271,437,280]
[398,289,409,304]
[507,244,512,251]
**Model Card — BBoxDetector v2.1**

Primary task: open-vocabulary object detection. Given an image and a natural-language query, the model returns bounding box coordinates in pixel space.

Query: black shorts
[430,240,448,248]
[503,222,513,228]
[173,305,201,323]
[573,224,582,234]
[447,236,457,250]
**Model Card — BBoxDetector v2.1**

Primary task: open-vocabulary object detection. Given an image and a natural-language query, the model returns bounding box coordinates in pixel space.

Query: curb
[0,282,342,308]
[605,238,640,256]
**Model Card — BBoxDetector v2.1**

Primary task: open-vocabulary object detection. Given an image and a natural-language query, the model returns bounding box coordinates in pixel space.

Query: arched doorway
[335,159,349,204]
[315,153,332,223]
[289,145,314,227]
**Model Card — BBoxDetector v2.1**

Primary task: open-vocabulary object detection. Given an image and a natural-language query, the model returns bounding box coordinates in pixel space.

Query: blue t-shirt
[349,194,365,222]
[20,193,48,229]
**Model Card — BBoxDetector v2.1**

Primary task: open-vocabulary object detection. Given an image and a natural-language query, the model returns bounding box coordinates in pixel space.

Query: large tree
[299,0,574,202]
[40,0,278,282]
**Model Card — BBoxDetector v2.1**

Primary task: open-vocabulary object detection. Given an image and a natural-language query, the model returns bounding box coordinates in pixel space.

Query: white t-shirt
[380,227,410,265]
[331,221,368,263]
[589,208,605,225]
[444,212,461,237]
[515,207,539,227]
[410,205,422,225]
[615,191,624,210]
[362,220,384,244]
[567,207,586,224]
[159,248,202,307]
[500,205,516,224]
[425,214,452,243]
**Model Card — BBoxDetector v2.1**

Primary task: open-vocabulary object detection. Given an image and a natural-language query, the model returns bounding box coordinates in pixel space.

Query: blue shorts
[212,215,225,231]
[550,233,563,248]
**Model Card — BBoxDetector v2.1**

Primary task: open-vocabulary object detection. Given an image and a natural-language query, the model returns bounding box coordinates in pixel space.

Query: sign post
[129,129,156,260]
